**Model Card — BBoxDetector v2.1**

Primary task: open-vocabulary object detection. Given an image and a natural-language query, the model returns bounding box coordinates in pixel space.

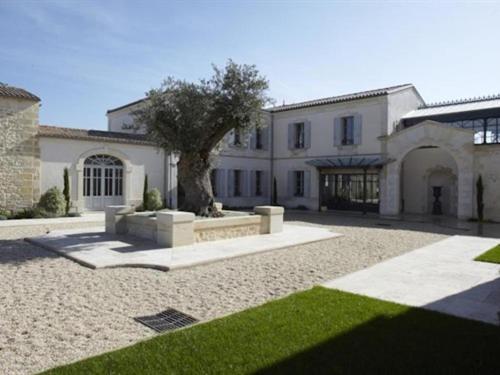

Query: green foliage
[142,174,149,210]
[133,60,272,155]
[63,168,71,215]
[476,175,484,222]
[145,188,162,211]
[43,287,500,375]
[0,208,11,219]
[38,186,65,217]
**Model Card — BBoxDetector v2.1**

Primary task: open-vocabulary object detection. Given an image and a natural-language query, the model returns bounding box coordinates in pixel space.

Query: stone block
[157,211,195,247]
[105,205,134,234]
[254,206,284,234]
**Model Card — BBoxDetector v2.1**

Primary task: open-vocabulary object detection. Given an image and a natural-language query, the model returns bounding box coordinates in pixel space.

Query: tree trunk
[177,152,214,216]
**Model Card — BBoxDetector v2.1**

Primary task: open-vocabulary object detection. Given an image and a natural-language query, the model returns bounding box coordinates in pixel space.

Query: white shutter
[217,169,226,198]
[227,170,234,197]
[288,123,294,149]
[354,114,362,145]
[287,170,295,197]
[261,171,269,197]
[242,170,250,197]
[250,129,256,149]
[334,117,342,146]
[305,121,312,149]
[261,126,269,150]
[304,170,311,197]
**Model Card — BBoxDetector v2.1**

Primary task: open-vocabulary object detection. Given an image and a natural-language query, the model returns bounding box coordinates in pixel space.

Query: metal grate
[134,308,198,333]
[376,223,392,227]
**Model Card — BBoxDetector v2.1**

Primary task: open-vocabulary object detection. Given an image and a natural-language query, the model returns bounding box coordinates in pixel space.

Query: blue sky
[1,0,499,130]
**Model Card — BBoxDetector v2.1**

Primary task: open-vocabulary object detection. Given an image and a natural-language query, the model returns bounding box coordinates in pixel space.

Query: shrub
[0,208,11,219]
[146,188,163,211]
[476,175,484,222]
[143,174,149,210]
[38,186,65,216]
[12,207,36,219]
[63,168,71,215]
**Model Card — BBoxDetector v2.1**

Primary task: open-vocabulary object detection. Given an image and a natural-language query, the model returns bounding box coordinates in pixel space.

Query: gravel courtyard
[0,213,467,374]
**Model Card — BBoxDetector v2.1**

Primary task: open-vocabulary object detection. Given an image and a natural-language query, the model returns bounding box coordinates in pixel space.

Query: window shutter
[228,130,235,146]
[262,127,269,150]
[227,170,234,197]
[249,170,256,196]
[217,169,226,198]
[354,114,362,145]
[305,121,312,149]
[250,129,256,150]
[333,117,342,146]
[261,171,269,196]
[288,123,294,149]
[304,170,311,197]
[287,170,295,197]
[241,170,247,196]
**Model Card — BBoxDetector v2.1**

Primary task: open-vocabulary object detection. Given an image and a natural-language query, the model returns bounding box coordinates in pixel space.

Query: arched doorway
[400,146,458,217]
[83,154,124,210]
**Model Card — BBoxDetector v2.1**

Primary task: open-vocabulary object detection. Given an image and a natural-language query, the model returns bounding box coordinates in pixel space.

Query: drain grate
[376,222,392,227]
[134,308,198,333]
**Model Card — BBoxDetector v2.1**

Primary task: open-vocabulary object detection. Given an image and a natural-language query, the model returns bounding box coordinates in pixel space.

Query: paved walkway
[27,224,341,271]
[323,235,500,325]
[0,211,104,228]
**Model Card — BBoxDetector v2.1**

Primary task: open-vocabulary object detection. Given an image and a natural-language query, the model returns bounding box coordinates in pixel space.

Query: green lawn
[475,244,500,264]
[43,287,500,375]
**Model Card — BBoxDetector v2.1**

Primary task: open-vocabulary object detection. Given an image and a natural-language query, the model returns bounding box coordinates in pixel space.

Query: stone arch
[381,121,474,219]
[73,146,133,211]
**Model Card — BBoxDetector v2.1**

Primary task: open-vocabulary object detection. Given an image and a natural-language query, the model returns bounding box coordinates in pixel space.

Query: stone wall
[474,146,500,221]
[194,216,262,242]
[0,97,40,210]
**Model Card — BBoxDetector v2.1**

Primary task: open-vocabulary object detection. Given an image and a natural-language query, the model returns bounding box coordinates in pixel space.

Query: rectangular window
[486,118,500,144]
[294,171,304,197]
[255,171,262,196]
[342,116,354,145]
[255,128,263,149]
[294,122,305,148]
[233,129,241,146]
[104,168,113,196]
[234,170,241,196]
[210,170,217,197]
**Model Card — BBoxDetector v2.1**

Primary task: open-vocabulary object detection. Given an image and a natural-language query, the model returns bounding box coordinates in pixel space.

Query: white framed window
[255,170,262,196]
[233,129,241,146]
[294,122,305,148]
[294,171,304,197]
[341,116,354,145]
[233,170,242,196]
[255,128,263,149]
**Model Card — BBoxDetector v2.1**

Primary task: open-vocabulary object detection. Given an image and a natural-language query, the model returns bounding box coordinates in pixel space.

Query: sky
[1,0,500,130]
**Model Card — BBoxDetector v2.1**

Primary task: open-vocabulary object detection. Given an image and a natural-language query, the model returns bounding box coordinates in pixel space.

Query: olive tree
[133,60,271,216]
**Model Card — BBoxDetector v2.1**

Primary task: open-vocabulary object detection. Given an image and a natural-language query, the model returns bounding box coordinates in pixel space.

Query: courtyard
[0,211,493,374]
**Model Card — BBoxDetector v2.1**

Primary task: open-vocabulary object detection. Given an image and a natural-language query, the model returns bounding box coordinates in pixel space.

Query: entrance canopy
[306,155,387,169]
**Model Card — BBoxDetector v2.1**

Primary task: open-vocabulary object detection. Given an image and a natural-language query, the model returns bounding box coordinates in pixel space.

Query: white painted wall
[107,102,145,133]
[39,137,171,211]
[474,146,500,221]
[386,87,424,135]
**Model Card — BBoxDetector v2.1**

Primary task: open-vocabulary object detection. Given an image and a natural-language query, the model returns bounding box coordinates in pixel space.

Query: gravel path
[0,213,463,374]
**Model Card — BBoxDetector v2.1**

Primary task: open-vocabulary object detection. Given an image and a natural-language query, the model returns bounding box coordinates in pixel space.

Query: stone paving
[324,235,500,325]
[27,224,341,270]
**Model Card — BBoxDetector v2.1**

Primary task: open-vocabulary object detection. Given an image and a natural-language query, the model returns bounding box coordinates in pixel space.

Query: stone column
[254,206,284,234]
[105,205,134,234]
[156,211,195,247]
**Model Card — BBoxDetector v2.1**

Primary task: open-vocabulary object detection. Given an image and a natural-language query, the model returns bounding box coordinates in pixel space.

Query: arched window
[84,154,123,166]
[83,154,124,209]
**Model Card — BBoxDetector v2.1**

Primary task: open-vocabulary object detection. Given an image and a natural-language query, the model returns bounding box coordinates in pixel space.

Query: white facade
[38,136,177,211]
[28,82,500,221]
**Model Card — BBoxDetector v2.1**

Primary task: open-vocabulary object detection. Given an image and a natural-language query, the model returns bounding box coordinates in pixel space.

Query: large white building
[2,83,500,221]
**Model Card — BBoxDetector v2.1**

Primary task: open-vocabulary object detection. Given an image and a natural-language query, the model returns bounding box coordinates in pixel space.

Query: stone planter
[105,205,284,248]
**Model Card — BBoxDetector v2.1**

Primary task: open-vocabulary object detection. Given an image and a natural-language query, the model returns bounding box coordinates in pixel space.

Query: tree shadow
[0,238,59,265]
[256,280,500,375]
